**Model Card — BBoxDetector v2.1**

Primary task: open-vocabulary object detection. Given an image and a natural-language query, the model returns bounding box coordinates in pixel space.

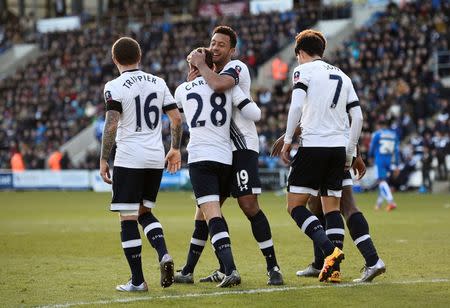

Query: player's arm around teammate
[187,27,284,285]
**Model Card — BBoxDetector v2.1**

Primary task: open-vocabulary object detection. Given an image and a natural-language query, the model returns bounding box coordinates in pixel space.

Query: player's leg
[199,180,231,283]
[377,161,396,211]
[373,164,384,209]
[319,147,347,282]
[188,161,240,287]
[287,147,342,282]
[175,207,208,283]
[233,150,283,285]
[340,185,386,282]
[110,167,147,292]
[296,195,325,277]
[201,163,240,288]
[175,163,211,283]
[138,168,173,288]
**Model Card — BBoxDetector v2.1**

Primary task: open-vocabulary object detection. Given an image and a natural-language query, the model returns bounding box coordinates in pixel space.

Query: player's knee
[287,204,299,215]
[138,205,152,216]
[194,208,205,220]
[340,187,359,220]
[238,195,260,217]
[240,201,260,218]
[307,196,323,216]
[119,210,139,221]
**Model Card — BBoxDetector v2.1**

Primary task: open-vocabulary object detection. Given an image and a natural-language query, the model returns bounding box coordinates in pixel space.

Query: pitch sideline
[38,278,449,308]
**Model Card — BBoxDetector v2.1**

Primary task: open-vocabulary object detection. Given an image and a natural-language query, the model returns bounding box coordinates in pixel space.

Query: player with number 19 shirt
[180,26,283,286]
[174,48,261,287]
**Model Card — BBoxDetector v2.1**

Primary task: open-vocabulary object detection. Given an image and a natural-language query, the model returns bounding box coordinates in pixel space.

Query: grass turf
[1,191,449,307]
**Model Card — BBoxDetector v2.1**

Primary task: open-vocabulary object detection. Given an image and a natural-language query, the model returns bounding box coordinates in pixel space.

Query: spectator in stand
[421,146,433,192]
[48,148,62,171]
[10,149,25,172]
[433,131,449,180]
[60,151,72,169]
[1,3,327,169]
[271,56,288,81]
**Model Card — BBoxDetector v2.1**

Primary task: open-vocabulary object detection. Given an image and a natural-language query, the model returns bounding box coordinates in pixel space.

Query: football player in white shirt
[279,30,363,282]
[174,26,283,286]
[272,140,385,283]
[99,37,182,292]
[174,47,261,287]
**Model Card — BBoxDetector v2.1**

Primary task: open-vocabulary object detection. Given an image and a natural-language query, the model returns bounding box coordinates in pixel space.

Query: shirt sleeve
[346,83,360,112]
[174,85,184,113]
[231,87,261,121]
[292,65,312,92]
[162,81,178,112]
[220,62,240,85]
[103,82,122,113]
[231,86,249,108]
[284,88,306,144]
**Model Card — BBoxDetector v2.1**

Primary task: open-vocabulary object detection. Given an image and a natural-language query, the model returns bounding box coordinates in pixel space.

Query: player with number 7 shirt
[279,29,364,282]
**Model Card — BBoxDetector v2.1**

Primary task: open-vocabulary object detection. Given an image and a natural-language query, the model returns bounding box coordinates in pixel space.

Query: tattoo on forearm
[100,111,120,161]
[171,123,182,150]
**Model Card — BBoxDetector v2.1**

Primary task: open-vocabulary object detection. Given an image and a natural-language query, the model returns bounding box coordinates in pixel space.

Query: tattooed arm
[164,108,183,173]
[99,110,120,184]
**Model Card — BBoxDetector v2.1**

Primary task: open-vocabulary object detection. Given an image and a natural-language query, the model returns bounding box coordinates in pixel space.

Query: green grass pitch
[1,191,450,307]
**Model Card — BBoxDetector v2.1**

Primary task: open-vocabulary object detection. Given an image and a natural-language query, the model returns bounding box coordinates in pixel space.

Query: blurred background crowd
[0,0,448,190]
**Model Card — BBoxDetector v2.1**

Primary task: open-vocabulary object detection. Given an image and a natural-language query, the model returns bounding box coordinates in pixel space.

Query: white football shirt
[103,69,177,169]
[220,60,259,153]
[175,76,251,165]
[292,60,359,147]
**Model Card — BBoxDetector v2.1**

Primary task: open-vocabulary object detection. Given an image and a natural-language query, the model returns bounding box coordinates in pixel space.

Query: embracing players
[175,26,283,286]
[174,47,261,287]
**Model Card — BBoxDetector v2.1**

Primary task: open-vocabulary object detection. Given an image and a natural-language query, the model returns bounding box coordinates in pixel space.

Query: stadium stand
[255,1,449,188]
[0,0,448,189]
[1,1,340,169]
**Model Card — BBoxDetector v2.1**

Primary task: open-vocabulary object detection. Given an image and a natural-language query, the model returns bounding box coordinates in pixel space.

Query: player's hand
[187,68,200,82]
[352,156,366,180]
[165,148,181,174]
[189,50,206,68]
[99,159,112,184]
[270,134,285,157]
[280,143,292,165]
[345,154,355,171]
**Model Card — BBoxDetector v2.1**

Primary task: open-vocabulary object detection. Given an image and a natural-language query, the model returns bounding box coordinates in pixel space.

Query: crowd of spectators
[0,1,329,170]
[0,9,37,54]
[1,1,449,187]
[0,10,23,54]
[255,1,449,187]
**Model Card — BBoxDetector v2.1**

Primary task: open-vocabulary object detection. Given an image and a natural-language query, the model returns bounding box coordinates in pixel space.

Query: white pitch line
[37,278,449,308]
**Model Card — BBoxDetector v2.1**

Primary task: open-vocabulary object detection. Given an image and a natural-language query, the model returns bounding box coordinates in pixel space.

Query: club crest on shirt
[104,90,112,102]
[235,65,242,75]
[293,71,300,82]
